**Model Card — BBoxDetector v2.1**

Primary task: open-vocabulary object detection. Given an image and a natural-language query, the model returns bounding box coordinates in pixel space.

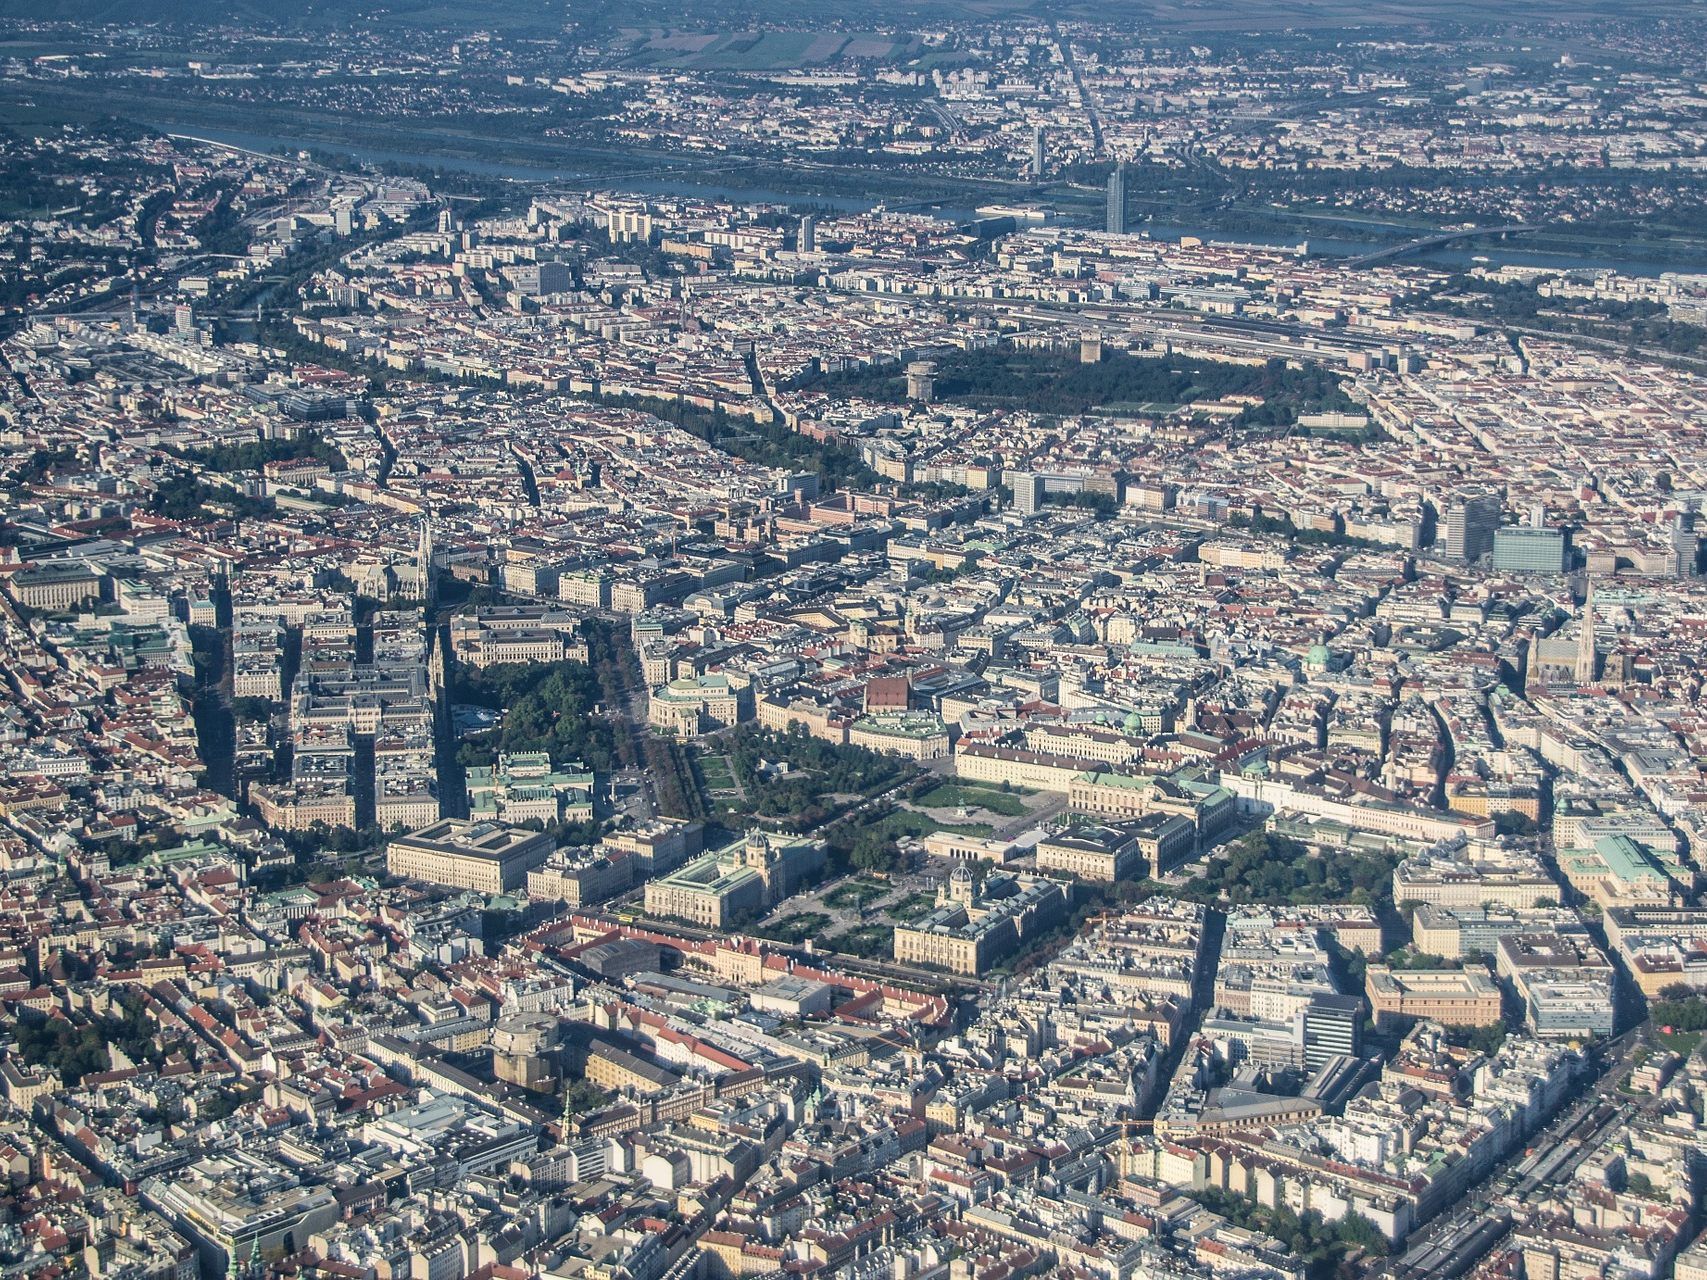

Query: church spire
[417,517,435,605]
[1575,578,1597,684]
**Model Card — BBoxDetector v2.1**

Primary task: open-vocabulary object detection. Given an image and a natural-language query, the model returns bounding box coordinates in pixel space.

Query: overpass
[1343,223,1542,268]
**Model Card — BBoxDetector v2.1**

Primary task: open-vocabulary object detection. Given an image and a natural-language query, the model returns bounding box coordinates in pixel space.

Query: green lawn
[914,783,1027,817]
[886,891,939,922]
[824,879,890,912]
[1652,1028,1702,1057]
[676,31,841,70]
[828,924,893,959]
[763,912,832,945]
[697,753,738,793]
[1097,400,1181,415]
[870,810,993,841]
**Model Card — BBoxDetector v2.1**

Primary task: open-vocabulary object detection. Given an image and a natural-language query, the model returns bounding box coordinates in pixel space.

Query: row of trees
[1043,489,1121,519]
[648,736,708,823]
[582,620,706,822]
[602,391,880,495]
[1229,510,1381,551]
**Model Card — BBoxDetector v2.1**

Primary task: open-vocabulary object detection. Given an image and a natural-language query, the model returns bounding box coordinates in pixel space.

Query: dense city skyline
[0,6,1705,1280]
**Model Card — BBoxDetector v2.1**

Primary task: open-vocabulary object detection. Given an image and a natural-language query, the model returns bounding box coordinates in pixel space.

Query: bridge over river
[1342,223,1543,268]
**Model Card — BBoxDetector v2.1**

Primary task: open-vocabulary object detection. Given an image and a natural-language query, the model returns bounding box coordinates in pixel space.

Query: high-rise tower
[1444,492,1501,562]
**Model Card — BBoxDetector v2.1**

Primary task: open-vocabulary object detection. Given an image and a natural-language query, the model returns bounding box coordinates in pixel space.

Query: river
[173,124,1696,278]
[167,125,881,212]
[1133,219,1695,277]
